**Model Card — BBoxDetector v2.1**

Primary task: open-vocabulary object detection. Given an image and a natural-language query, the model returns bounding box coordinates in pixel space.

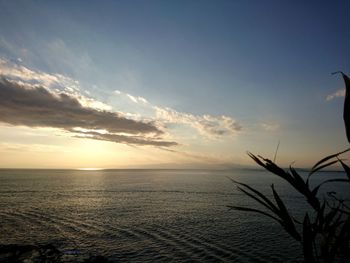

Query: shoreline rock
[0,244,111,263]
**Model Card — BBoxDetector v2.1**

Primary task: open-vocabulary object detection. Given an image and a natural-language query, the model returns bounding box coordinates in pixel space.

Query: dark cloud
[0,78,178,147]
[198,119,242,136]
[74,131,178,147]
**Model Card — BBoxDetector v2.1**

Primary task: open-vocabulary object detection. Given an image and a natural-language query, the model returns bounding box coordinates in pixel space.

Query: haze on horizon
[0,1,349,169]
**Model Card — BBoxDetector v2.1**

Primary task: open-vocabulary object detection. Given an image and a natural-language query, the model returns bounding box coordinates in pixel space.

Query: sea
[0,169,348,262]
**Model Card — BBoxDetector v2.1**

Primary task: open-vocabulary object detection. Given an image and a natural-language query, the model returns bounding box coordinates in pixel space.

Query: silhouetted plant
[230,73,350,263]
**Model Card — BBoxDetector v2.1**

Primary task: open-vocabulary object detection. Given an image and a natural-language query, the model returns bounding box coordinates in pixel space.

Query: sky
[0,0,349,169]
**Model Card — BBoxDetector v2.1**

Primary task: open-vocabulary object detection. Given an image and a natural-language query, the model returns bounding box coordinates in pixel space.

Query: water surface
[0,169,348,262]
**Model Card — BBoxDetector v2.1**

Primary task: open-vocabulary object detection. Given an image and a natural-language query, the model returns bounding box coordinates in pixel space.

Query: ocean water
[0,169,348,262]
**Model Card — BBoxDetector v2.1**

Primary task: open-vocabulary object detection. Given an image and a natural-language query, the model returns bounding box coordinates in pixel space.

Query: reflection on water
[0,169,348,262]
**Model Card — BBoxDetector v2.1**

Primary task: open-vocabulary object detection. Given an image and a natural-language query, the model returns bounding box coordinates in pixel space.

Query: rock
[84,255,111,263]
[0,244,114,263]
[0,244,62,262]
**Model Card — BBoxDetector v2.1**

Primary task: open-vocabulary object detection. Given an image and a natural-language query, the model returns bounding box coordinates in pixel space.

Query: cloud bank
[0,57,242,148]
[0,60,177,147]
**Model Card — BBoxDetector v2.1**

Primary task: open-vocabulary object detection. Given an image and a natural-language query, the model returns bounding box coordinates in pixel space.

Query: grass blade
[310,148,350,172]
[303,214,315,263]
[338,158,350,181]
[236,186,279,216]
[340,72,350,143]
[313,178,349,194]
[271,185,301,241]
[309,160,339,177]
[229,178,280,215]
[248,152,291,183]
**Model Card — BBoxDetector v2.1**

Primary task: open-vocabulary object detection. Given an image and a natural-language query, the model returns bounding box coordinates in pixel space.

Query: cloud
[0,59,177,147]
[155,106,242,138]
[0,58,113,111]
[126,94,138,103]
[261,123,280,132]
[0,57,73,88]
[74,131,177,147]
[0,142,65,153]
[115,90,149,104]
[114,90,121,95]
[113,88,242,138]
[0,79,162,134]
[326,89,345,101]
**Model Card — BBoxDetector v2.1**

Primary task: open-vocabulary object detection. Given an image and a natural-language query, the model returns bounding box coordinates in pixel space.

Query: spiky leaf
[310,148,350,172]
[303,214,315,263]
[309,160,339,177]
[339,72,350,143]
[271,185,301,241]
[229,178,280,215]
[338,158,350,181]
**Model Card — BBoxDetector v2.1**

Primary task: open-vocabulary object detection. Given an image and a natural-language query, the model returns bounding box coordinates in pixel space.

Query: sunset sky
[0,1,349,168]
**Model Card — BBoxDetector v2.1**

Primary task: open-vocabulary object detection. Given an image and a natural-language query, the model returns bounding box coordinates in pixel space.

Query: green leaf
[313,178,349,194]
[315,202,326,231]
[323,202,343,233]
[338,158,350,181]
[289,167,306,191]
[340,72,350,143]
[271,184,290,219]
[302,214,315,263]
[229,179,280,215]
[288,167,320,210]
[310,148,350,172]
[260,157,292,182]
[248,152,292,183]
[247,152,266,167]
[329,220,350,261]
[309,160,339,177]
[271,185,301,241]
[311,185,321,197]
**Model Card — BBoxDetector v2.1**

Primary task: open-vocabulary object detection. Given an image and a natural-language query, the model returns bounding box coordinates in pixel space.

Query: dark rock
[84,255,111,263]
[0,244,62,262]
[0,244,115,263]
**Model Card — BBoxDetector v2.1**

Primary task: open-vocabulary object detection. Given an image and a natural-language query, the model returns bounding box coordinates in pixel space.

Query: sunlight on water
[76,168,105,171]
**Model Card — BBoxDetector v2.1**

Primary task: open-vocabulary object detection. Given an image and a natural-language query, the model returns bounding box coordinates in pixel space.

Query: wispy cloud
[261,122,280,132]
[0,57,76,89]
[0,59,177,147]
[114,90,149,105]
[326,89,345,101]
[155,107,242,138]
[114,89,242,138]
[0,142,65,153]
[126,94,148,104]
